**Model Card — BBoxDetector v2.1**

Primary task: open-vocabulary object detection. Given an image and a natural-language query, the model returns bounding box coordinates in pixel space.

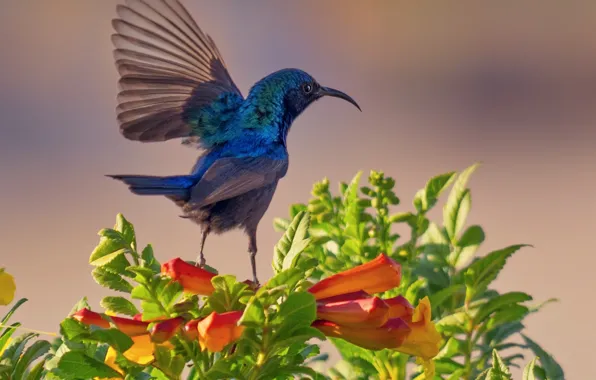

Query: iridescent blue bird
[107,0,360,284]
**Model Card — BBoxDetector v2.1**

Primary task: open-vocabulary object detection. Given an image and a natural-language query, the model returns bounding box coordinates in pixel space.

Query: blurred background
[1,0,595,378]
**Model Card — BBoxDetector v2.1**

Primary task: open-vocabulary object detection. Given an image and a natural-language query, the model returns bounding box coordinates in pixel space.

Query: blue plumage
[108,0,360,283]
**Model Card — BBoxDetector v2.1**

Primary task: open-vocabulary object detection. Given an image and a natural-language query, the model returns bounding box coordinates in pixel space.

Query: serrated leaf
[424,171,457,210]
[68,297,90,316]
[115,213,136,250]
[523,357,538,380]
[273,217,291,232]
[130,285,153,301]
[273,211,311,273]
[486,305,530,331]
[492,349,512,376]
[474,292,533,324]
[12,340,51,380]
[141,244,160,272]
[92,267,133,293]
[100,296,139,317]
[443,163,480,240]
[464,245,529,303]
[522,335,564,380]
[89,235,128,265]
[454,225,485,267]
[57,351,121,379]
[1,332,37,363]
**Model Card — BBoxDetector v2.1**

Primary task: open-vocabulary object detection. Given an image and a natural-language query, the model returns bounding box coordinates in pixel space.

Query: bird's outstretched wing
[112,0,242,143]
[190,156,289,207]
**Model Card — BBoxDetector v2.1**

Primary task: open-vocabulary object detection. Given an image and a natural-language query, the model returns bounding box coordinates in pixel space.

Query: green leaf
[25,358,46,380]
[131,285,153,301]
[140,244,160,272]
[458,225,485,248]
[89,232,128,265]
[273,211,311,273]
[522,335,564,380]
[153,345,185,379]
[92,267,133,293]
[486,305,530,331]
[273,217,291,232]
[424,171,457,210]
[275,292,316,329]
[57,351,122,379]
[239,296,265,327]
[523,357,538,380]
[436,337,464,360]
[492,349,512,377]
[90,329,134,352]
[1,297,27,325]
[100,296,139,317]
[464,245,529,303]
[388,212,414,224]
[443,163,479,240]
[13,340,51,379]
[68,297,90,316]
[1,332,37,363]
[474,292,533,324]
[115,213,136,250]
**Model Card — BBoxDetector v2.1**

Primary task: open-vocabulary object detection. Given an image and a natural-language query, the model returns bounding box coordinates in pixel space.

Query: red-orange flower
[161,258,216,295]
[384,295,414,319]
[394,297,441,360]
[73,309,150,337]
[308,254,401,300]
[197,311,244,352]
[149,317,184,343]
[183,319,201,341]
[316,294,389,328]
[313,318,411,350]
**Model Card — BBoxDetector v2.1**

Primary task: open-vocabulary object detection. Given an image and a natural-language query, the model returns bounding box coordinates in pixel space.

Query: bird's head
[246,69,360,125]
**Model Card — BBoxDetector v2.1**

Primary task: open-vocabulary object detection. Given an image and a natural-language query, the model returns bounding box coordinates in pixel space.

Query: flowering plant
[0,164,563,379]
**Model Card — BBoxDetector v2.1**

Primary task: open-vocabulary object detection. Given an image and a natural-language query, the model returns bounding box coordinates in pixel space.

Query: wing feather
[190,157,289,207]
[112,0,242,142]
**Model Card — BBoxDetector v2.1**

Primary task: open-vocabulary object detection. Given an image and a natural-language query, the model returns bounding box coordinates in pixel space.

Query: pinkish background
[1,1,595,378]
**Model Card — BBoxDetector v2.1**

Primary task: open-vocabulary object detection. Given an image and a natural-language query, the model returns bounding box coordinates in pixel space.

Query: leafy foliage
[0,165,564,379]
[274,165,564,379]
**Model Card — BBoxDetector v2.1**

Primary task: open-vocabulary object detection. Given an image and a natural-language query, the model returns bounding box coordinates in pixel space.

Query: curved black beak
[318,86,361,111]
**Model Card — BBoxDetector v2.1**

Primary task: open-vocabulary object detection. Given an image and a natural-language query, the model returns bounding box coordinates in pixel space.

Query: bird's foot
[195,253,206,268]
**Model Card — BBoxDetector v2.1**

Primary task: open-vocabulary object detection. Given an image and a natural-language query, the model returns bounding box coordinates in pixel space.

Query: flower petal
[161,258,216,295]
[150,317,184,343]
[110,316,149,336]
[308,254,401,300]
[72,309,110,329]
[183,319,201,341]
[197,311,244,352]
[384,295,414,319]
[317,296,389,328]
[394,297,441,360]
[313,318,411,350]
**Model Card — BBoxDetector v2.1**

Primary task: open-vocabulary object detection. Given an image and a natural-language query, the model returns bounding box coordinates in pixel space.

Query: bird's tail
[106,174,195,198]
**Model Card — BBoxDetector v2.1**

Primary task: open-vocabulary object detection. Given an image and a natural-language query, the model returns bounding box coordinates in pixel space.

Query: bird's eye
[302,83,313,94]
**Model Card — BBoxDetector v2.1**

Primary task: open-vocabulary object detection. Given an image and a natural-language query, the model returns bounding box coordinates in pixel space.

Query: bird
[106,0,360,285]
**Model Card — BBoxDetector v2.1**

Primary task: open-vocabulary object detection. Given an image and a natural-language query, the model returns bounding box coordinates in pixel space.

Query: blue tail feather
[106,174,194,198]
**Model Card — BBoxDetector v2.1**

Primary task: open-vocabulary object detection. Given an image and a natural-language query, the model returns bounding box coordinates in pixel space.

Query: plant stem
[179,338,205,378]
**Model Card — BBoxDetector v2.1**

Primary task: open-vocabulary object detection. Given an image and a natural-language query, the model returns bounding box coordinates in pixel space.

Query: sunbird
[107,0,360,284]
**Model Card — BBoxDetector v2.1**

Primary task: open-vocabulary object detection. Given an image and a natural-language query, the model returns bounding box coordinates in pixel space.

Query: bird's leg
[248,230,259,286]
[196,227,209,267]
